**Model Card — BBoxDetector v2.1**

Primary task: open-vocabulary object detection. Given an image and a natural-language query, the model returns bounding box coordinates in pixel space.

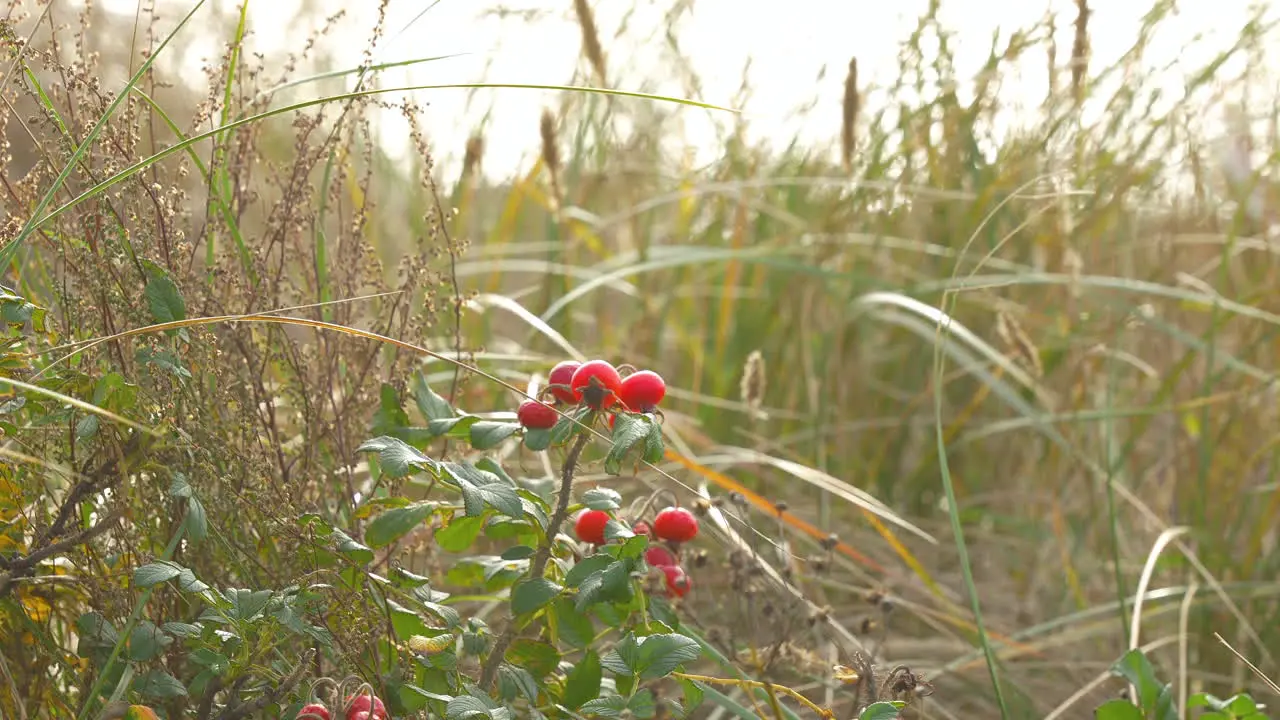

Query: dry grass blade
[1214,632,1280,697]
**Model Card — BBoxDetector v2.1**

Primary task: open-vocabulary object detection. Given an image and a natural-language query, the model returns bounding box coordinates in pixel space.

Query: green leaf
[1110,649,1177,720]
[414,370,455,420]
[562,649,601,710]
[476,457,514,485]
[168,473,192,499]
[226,588,273,621]
[356,436,436,477]
[372,383,411,436]
[134,669,188,698]
[500,545,535,560]
[429,414,480,438]
[642,418,664,464]
[161,622,202,637]
[443,463,522,518]
[604,412,649,474]
[582,488,623,511]
[565,554,614,587]
[601,633,700,680]
[75,414,99,439]
[436,515,485,552]
[574,559,632,612]
[511,578,562,615]
[366,502,437,548]
[627,689,657,719]
[188,648,229,674]
[549,409,583,446]
[1094,699,1144,720]
[603,519,634,542]
[184,496,207,543]
[127,621,172,662]
[134,561,183,587]
[523,427,552,451]
[176,568,210,595]
[580,695,626,718]
[469,421,521,450]
[679,677,704,716]
[445,695,492,720]
[330,528,374,564]
[498,664,540,704]
[143,262,186,326]
[553,597,596,648]
[506,638,561,678]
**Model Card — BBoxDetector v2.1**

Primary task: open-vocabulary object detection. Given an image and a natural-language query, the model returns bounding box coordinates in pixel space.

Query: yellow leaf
[126,705,161,720]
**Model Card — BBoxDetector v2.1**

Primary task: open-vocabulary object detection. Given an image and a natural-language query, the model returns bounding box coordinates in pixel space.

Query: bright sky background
[95,0,1273,180]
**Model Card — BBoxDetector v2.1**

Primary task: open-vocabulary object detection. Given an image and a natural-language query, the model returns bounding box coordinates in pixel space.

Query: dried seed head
[572,0,608,85]
[740,350,767,419]
[539,109,560,176]
[1071,0,1089,106]
[461,133,485,180]
[995,309,1042,378]
[841,57,860,173]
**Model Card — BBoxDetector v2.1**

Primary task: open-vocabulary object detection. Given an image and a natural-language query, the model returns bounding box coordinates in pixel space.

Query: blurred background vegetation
[4,0,1280,717]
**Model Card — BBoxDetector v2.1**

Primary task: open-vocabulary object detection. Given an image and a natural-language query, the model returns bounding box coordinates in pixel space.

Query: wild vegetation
[3,0,1280,718]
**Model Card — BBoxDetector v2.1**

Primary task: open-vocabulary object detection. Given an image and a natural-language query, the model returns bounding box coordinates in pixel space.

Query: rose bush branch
[478,430,591,689]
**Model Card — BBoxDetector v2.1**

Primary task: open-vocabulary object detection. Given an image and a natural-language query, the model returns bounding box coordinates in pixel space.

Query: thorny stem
[478,431,591,690]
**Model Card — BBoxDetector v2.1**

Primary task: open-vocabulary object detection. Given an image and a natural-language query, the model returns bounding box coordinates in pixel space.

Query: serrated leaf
[436,515,485,553]
[562,649,601,710]
[603,519,634,542]
[134,561,183,588]
[582,488,623,511]
[143,263,186,326]
[476,457,514,485]
[414,370,455,420]
[161,622,201,637]
[511,578,562,615]
[642,419,664,464]
[602,633,700,680]
[498,664,540,704]
[76,414,99,439]
[366,502,437,548]
[176,568,209,595]
[580,695,627,718]
[134,669,187,698]
[357,436,436,477]
[679,677,704,716]
[627,689,657,719]
[523,427,552,451]
[184,496,207,543]
[574,560,632,612]
[549,410,581,446]
[226,588,273,621]
[76,612,118,647]
[443,463,522,518]
[168,473,192,499]
[372,383,411,436]
[446,695,492,720]
[553,597,596,649]
[469,421,520,450]
[565,554,614,587]
[604,413,649,475]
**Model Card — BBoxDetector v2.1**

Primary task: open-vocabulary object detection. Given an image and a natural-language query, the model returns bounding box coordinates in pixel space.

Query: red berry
[571,360,622,410]
[619,370,666,412]
[653,507,698,543]
[574,509,610,545]
[632,520,652,537]
[297,704,331,720]
[547,361,581,404]
[660,565,691,597]
[344,695,387,720]
[517,400,558,430]
[644,545,677,568]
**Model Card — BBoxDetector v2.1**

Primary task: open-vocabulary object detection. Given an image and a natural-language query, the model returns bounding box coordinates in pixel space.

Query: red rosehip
[574,509,610,545]
[517,400,558,430]
[344,695,387,720]
[660,564,691,597]
[297,704,331,720]
[547,360,582,404]
[653,507,698,543]
[632,520,652,537]
[619,370,666,412]
[571,360,622,410]
[644,545,677,568]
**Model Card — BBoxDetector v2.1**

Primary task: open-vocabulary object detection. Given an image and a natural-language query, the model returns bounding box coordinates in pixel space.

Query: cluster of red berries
[516,359,667,431]
[296,694,387,720]
[573,505,699,599]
